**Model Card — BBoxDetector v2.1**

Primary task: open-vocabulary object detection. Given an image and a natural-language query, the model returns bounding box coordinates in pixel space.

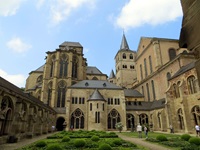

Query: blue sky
[0,0,183,87]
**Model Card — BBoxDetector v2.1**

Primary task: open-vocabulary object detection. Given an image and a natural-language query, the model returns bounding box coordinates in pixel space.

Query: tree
[115,122,124,132]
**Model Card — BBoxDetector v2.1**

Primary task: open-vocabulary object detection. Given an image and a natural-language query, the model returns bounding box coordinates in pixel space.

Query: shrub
[74,139,86,148]
[35,140,46,147]
[46,144,62,150]
[115,122,124,132]
[91,135,100,142]
[181,144,200,150]
[62,136,70,142]
[156,135,168,142]
[181,134,191,141]
[189,137,200,145]
[98,143,112,150]
[112,139,122,146]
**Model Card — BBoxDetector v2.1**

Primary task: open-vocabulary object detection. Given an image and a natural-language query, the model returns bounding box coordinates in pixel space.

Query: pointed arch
[126,113,135,129]
[139,113,148,125]
[191,105,200,125]
[70,108,84,129]
[57,81,66,107]
[107,109,121,129]
[177,108,184,130]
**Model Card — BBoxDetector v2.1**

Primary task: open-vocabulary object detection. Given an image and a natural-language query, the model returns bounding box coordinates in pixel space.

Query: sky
[0,0,183,88]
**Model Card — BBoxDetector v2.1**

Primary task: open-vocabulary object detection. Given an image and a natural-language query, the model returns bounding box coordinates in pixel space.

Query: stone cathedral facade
[1,0,200,145]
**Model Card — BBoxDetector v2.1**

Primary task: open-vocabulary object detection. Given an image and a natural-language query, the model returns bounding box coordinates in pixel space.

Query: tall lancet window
[47,82,52,106]
[57,81,66,107]
[59,54,68,78]
[72,56,78,78]
[50,55,56,77]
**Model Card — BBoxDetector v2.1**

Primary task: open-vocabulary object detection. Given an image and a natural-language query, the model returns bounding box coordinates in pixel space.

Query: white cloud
[0,69,26,87]
[0,0,25,16]
[6,37,32,53]
[36,0,45,9]
[49,0,96,26]
[116,0,183,30]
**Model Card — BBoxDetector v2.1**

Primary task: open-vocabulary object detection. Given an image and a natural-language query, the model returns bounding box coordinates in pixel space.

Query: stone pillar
[153,40,162,69]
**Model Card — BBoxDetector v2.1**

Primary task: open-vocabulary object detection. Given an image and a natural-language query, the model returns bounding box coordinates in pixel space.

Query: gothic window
[59,54,68,78]
[130,65,134,69]
[57,81,66,107]
[108,109,121,129]
[129,54,133,59]
[140,64,143,80]
[187,75,197,94]
[122,53,126,59]
[126,114,135,129]
[72,97,75,104]
[191,106,200,125]
[176,81,181,98]
[178,108,184,130]
[50,61,54,77]
[168,48,176,60]
[102,103,104,111]
[72,56,78,78]
[95,112,100,123]
[144,58,148,77]
[151,80,156,100]
[47,82,52,106]
[108,98,110,105]
[90,103,92,111]
[123,65,127,68]
[139,113,148,125]
[173,83,178,98]
[157,113,161,128]
[141,86,144,95]
[37,75,43,83]
[166,72,171,85]
[0,96,13,136]
[92,77,98,80]
[146,83,150,101]
[70,109,84,129]
[149,56,153,74]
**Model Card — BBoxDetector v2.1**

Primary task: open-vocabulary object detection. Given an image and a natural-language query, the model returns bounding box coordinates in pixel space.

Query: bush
[156,135,168,142]
[189,137,200,145]
[91,135,100,142]
[35,140,46,147]
[115,122,124,132]
[112,139,122,146]
[98,143,112,150]
[46,144,62,150]
[62,136,70,142]
[74,139,86,148]
[181,144,200,150]
[181,134,191,141]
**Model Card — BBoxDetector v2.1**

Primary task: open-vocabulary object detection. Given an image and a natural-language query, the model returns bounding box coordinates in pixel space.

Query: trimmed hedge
[46,144,62,150]
[189,137,200,145]
[62,136,70,142]
[91,135,100,142]
[181,134,191,141]
[35,140,46,147]
[98,143,112,150]
[156,135,168,142]
[74,139,86,148]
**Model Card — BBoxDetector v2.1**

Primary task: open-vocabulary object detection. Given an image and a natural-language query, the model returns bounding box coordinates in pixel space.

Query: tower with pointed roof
[115,34,137,88]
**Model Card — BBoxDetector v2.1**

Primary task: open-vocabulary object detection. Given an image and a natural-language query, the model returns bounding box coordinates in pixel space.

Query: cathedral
[0,0,200,145]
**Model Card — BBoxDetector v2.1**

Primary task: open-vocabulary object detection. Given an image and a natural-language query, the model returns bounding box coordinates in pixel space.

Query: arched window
[139,113,148,125]
[0,96,13,136]
[192,106,200,125]
[71,109,84,129]
[151,80,156,100]
[108,109,121,129]
[144,58,148,77]
[130,65,134,69]
[166,72,171,85]
[146,83,150,101]
[140,64,143,80]
[50,55,56,77]
[126,114,135,129]
[187,75,197,94]
[59,54,68,78]
[149,56,152,74]
[47,82,52,106]
[95,112,100,123]
[37,75,43,83]
[72,56,78,78]
[57,81,66,107]
[129,54,133,59]
[168,48,176,60]
[92,77,98,80]
[157,113,161,128]
[177,108,184,130]
[122,53,126,59]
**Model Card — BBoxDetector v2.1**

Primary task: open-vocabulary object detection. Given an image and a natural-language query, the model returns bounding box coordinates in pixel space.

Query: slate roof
[35,65,45,72]
[86,66,103,75]
[0,76,56,112]
[124,89,143,98]
[88,89,106,101]
[70,80,122,89]
[59,41,83,48]
[120,33,130,50]
[170,61,195,80]
[126,98,165,111]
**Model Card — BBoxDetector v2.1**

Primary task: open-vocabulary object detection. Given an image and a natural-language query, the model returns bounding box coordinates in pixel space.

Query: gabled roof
[70,80,122,89]
[170,61,195,80]
[109,70,115,78]
[88,89,106,101]
[86,66,103,75]
[124,89,143,97]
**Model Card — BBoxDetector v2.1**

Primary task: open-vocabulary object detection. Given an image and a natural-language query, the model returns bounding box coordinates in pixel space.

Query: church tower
[41,42,87,112]
[115,34,137,88]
